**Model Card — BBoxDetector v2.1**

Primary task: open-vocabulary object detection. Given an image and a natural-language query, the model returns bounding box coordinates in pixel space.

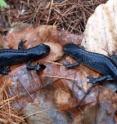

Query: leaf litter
[0,0,117,124]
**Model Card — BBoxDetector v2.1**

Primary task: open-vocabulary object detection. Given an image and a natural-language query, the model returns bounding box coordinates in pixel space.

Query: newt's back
[64,43,117,78]
[0,44,50,66]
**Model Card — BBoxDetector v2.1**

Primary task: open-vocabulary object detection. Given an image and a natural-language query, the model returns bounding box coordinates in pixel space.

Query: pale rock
[82,0,117,56]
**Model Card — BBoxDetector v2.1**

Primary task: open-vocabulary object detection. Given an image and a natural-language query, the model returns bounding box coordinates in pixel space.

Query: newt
[0,41,50,75]
[63,43,117,84]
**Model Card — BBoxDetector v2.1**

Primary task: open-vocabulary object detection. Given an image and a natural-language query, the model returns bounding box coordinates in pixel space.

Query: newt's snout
[40,44,50,53]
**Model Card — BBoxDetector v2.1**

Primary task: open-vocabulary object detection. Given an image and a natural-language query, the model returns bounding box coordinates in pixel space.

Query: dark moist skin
[0,41,50,75]
[63,43,117,84]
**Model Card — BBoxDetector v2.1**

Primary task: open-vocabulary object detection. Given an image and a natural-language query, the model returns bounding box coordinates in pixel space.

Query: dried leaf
[4,65,41,109]
[24,97,68,124]
[0,23,83,112]
[24,103,53,124]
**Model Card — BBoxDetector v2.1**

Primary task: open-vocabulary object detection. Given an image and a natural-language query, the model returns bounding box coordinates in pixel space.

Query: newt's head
[64,43,83,52]
[63,43,85,59]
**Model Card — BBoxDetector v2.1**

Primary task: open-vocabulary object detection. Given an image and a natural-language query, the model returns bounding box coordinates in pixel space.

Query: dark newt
[0,41,50,75]
[63,43,117,84]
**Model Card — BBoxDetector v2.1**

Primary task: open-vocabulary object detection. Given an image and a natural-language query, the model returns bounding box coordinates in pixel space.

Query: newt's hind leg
[26,62,46,72]
[0,66,11,75]
[87,75,113,84]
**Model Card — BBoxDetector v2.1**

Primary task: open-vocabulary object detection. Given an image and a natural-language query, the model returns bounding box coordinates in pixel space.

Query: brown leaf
[0,23,83,111]
[0,23,116,124]
[4,65,42,109]
[80,86,117,124]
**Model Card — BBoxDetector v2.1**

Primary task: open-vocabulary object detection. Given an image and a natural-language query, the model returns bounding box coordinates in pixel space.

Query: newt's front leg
[26,62,46,72]
[64,59,82,69]
[18,40,26,50]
